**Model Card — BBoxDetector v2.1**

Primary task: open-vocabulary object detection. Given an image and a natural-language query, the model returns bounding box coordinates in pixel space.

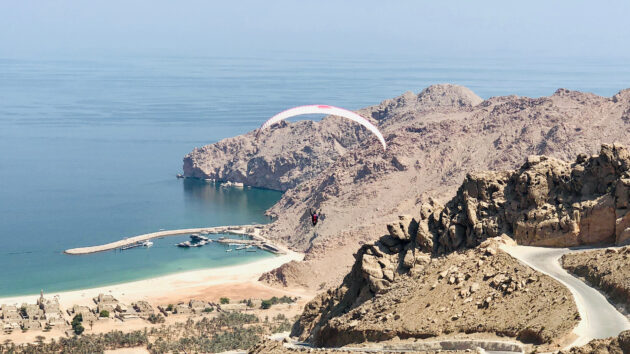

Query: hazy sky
[2,0,629,59]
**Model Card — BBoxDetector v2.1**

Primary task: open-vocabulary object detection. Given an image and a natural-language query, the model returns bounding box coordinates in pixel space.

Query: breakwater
[64,225,266,255]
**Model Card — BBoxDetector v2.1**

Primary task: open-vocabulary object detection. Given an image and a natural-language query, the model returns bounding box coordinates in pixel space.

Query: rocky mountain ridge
[183,84,482,192]
[183,84,630,289]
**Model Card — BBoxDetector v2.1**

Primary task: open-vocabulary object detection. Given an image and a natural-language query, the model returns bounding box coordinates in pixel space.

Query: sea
[1,54,629,297]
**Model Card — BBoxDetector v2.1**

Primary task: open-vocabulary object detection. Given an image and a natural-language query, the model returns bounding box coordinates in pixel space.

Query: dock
[64,225,268,255]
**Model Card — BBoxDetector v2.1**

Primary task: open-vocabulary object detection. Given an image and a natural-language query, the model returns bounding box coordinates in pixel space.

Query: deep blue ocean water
[1,55,629,297]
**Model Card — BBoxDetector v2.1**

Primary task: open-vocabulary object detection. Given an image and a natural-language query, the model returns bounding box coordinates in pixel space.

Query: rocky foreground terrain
[291,233,577,349]
[184,84,630,289]
[181,87,630,352]
[559,330,630,354]
[562,246,630,312]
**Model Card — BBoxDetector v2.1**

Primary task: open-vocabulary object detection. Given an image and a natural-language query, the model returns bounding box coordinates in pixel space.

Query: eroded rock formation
[419,144,630,254]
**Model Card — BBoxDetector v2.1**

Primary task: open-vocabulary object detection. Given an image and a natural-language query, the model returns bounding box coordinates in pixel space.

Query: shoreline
[0,246,304,308]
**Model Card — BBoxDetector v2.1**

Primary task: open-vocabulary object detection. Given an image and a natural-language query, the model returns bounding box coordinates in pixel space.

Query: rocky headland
[184,84,630,289]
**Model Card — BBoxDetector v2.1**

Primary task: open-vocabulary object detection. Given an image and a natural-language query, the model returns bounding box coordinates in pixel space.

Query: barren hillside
[291,234,578,349]
[562,246,630,312]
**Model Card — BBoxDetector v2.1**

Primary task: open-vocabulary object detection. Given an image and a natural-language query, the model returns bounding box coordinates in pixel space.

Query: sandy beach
[0,248,306,309]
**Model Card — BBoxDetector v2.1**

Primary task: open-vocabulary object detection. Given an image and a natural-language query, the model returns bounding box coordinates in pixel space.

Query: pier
[63,225,275,255]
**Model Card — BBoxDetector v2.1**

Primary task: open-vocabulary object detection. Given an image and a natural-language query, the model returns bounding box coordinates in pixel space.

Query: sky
[1,0,630,60]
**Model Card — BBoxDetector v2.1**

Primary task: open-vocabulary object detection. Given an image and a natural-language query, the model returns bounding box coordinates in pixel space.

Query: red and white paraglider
[260,105,387,150]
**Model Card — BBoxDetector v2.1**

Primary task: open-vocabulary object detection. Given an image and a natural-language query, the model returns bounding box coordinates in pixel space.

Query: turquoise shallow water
[1,54,629,297]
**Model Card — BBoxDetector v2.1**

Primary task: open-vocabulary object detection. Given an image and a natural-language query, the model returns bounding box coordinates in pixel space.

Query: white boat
[177,241,192,248]
[191,235,209,242]
[142,241,153,248]
[226,249,233,252]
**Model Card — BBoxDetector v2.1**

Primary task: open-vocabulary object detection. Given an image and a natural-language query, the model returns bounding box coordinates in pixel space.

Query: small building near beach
[132,301,154,318]
[22,304,44,320]
[174,303,192,315]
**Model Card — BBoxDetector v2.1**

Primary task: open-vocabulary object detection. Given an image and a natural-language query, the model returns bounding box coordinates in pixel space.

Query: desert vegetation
[0,311,293,353]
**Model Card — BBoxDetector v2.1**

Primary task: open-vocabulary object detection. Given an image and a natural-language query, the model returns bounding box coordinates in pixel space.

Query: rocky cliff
[418,144,630,254]
[184,84,630,288]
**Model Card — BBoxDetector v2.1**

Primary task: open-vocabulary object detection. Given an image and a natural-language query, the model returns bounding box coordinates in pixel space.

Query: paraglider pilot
[310,209,319,226]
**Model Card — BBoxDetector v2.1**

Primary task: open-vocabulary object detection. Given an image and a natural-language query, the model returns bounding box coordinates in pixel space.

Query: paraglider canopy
[260,105,387,150]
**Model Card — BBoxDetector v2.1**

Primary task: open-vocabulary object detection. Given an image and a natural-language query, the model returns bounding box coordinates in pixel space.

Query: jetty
[63,225,274,255]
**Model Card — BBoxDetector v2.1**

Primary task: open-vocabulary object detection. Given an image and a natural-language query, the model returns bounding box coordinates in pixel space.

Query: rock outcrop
[417,144,630,254]
[291,234,578,347]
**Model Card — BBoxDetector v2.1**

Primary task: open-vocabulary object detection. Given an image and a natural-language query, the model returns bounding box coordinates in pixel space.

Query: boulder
[368,276,391,294]
[416,220,434,253]
[361,255,383,279]
[402,249,415,268]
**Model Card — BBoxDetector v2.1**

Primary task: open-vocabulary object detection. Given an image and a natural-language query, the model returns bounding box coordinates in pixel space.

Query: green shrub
[99,310,109,318]
[71,314,85,335]
[147,314,165,324]
[202,307,214,313]
[260,300,272,310]
[71,314,83,326]
[220,297,230,304]
[259,295,295,309]
[166,304,174,311]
